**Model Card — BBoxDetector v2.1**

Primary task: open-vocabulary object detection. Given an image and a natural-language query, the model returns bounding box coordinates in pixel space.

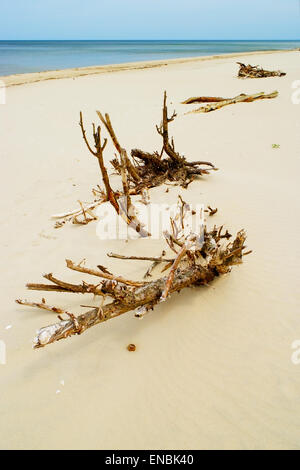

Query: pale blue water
[0,40,299,76]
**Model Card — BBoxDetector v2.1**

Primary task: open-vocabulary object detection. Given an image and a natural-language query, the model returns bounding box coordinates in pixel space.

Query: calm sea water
[0,40,299,76]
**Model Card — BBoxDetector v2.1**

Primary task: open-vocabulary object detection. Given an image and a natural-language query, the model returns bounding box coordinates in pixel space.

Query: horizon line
[1,38,300,41]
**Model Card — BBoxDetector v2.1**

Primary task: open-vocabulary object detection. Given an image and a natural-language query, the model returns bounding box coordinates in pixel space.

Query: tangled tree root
[17,200,251,349]
[237,62,286,78]
[52,92,217,231]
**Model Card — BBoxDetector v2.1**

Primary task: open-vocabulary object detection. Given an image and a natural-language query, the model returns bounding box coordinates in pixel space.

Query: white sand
[0,50,299,450]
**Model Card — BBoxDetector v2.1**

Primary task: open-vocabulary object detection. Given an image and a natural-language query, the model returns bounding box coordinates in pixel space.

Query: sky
[0,0,299,40]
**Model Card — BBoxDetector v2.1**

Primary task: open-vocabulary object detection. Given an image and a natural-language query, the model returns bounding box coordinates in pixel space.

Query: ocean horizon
[0,39,299,76]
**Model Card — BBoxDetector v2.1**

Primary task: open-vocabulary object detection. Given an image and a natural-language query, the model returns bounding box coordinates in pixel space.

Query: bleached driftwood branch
[17,201,251,349]
[183,91,278,113]
[79,111,150,237]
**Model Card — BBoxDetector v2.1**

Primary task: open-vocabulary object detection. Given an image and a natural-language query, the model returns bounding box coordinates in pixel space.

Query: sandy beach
[0,49,300,449]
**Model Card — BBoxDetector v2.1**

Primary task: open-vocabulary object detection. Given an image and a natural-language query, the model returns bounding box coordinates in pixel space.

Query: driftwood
[183,91,278,113]
[79,111,150,237]
[17,200,251,349]
[237,62,286,78]
[52,92,217,230]
[128,92,217,188]
[182,96,227,105]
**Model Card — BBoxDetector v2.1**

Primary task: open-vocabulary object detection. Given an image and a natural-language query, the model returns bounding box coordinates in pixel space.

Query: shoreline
[1,48,297,87]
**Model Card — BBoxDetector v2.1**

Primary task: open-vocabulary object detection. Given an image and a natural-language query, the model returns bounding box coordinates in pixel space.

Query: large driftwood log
[17,201,251,349]
[183,91,278,114]
[237,62,286,78]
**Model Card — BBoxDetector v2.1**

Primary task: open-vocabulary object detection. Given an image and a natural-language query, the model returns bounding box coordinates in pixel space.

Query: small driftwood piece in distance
[183,91,278,114]
[17,201,251,349]
[237,62,286,78]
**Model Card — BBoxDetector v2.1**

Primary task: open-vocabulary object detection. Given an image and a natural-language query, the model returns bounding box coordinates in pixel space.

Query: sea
[0,40,299,76]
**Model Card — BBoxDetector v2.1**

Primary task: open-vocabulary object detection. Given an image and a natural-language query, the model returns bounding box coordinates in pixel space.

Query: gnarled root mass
[237,62,286,78]
[127,91,217,189]
[182,91,278,113]
[17,201,251,349]
[52,92,217,231]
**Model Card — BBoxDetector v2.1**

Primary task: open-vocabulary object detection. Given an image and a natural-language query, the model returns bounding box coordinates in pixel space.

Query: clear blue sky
[0,0,299,40]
